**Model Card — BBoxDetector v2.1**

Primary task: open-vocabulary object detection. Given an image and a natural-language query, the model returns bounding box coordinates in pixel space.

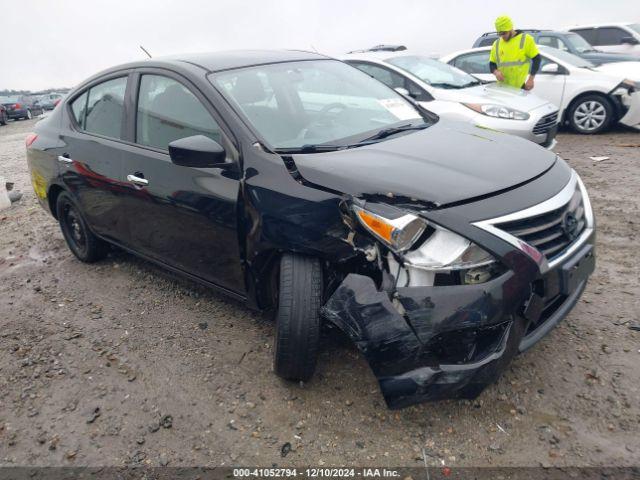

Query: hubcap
[64,206,86,249]
[573,101,606,131]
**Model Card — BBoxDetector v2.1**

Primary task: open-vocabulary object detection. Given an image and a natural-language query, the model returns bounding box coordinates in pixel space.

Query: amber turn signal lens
[357,209,394,243]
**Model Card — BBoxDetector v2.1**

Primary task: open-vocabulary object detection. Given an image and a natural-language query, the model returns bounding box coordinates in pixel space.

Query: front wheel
[568,95,613,134]
[273,254,323,382]
[56,192,109,263]
[0,112,6,125]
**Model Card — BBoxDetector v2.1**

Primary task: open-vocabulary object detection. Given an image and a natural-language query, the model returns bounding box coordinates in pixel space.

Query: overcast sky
[1,0,637,91]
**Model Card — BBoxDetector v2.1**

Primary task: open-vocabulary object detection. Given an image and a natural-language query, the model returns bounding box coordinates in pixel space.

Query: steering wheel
[317,102,348,120]
[296,102,349,141]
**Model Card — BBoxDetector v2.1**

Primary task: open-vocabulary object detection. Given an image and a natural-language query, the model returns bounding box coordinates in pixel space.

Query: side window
[572,28,598,45]
[478,37,496,47]
[352,63,406,90]
[452,53,491,74]
[556,38,570,52]
[538,36,559,48]
[597,27,629,45]
[85,77,127,139]
[70,92,88,129]
[136,75,221,151]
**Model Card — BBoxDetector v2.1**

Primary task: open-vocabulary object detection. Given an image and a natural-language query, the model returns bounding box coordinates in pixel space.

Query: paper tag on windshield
[378,98,421,121]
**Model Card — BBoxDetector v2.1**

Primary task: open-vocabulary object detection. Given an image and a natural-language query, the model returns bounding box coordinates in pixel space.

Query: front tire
[568,94,613,134]
[56,192,109,263]
[0,112,6,125]
[273,254,323,382]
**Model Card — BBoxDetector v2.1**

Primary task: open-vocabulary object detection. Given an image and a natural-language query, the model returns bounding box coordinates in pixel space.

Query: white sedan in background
[441,46,640,134]
[341,49,560,149]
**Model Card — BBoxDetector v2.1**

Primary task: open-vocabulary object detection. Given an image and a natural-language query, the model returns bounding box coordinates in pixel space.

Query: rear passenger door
[62,74,131,242]
[117,70,245,293]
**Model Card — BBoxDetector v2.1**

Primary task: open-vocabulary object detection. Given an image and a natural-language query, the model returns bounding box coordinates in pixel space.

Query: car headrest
[232,73,268,104]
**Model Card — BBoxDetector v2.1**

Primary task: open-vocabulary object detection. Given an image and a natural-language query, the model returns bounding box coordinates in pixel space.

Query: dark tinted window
[352,62,407,89]
[538,36,559,48]
[451,52,491,74]
[478,37,496,47]
[70,92,88,128]
[597,27,629,45]
[572,28,598,44]
[84,77,127,139]
[136,75,221,151]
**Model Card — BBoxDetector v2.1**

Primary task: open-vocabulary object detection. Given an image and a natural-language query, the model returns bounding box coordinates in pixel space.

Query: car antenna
[140,45,152,58]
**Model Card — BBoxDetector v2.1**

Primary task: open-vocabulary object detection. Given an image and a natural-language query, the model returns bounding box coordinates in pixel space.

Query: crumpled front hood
[292,120,557,207]
[594,61,640,81]
[437,83,550,111]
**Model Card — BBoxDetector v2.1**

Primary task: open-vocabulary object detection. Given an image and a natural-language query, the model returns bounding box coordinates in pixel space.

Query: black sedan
[26,50,595,408]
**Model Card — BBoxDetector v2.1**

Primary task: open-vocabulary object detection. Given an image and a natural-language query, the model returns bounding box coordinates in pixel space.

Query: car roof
[341,50,440,63]
[73,49,333,92]
[154,49,329,72]
[565,22,634,29]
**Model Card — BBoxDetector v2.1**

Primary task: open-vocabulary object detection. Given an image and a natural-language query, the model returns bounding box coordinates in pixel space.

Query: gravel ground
[0,117,639,468]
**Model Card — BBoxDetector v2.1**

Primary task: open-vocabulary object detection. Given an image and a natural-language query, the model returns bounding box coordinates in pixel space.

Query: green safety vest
[490,33,539,88]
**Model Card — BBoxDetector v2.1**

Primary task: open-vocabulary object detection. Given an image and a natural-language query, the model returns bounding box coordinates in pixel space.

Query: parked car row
[0,95,45,122]
[0,92,68,126]
[442,46,640,134]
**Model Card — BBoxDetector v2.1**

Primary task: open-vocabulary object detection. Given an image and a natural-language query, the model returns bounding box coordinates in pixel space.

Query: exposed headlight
[403,227,495,270]
[612,79,637,96]
[463,103,530,120]
[353,204,427,252]
[387,226,500,287]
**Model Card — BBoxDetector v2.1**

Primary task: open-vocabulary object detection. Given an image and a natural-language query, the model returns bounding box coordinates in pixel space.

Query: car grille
[532,111,559,135]
[493,184,586,261]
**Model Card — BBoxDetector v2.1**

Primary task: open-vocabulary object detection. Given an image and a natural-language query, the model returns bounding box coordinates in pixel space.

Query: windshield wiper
[357,123,430,144]
[274,144,345,154]
[429,82,462,89]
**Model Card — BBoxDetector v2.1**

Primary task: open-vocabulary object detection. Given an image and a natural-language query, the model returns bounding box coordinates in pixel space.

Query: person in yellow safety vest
[489,15,541,90]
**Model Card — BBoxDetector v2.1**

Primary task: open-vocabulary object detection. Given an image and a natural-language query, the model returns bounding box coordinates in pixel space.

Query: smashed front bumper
[322,242,595,409]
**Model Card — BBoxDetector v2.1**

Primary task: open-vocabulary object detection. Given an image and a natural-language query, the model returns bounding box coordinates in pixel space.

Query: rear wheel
[568,94,613,134]
[25,109,33,120]
[273,254,323,382]
[56,192,109,263]
[0,112,6,125]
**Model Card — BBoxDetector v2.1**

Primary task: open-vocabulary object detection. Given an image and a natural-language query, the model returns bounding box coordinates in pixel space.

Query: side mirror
[541,63,560,74]
[621,36,639,45]
[394,87,411,97]
[168,135,231,168]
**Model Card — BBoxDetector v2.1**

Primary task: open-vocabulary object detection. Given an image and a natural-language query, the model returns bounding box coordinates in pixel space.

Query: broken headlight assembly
[353,204,503,287]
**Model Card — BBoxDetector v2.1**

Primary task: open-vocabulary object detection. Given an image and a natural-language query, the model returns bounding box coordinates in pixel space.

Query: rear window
[572,28,598,45]
[70,92,88,129]
[83,77,127,139]
[478,37,496,47]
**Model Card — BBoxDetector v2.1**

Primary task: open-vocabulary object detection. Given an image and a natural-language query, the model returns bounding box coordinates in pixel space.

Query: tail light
[25,134,38,147]
[14,103,21,109]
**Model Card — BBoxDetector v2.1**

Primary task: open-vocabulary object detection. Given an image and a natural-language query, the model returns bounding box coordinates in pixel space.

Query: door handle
[127,174,149,186]
[57,155,73,164]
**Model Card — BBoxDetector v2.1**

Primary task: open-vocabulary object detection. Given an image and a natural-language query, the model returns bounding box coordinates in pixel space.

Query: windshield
[386,55,480,88]
[540,46,595,68]
[564,33,597,53]
[210,59,427,150]
[0,96,19,103]
[628,24,640,36]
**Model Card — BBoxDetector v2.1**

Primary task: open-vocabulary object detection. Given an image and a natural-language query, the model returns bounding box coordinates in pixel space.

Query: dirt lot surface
[1,117,639,468]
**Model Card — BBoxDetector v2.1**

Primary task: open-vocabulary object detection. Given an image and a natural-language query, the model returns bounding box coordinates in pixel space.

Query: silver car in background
[342,49,560,149]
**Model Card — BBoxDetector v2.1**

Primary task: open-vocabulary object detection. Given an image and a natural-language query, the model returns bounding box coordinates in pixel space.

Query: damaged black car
[26,50,595,409]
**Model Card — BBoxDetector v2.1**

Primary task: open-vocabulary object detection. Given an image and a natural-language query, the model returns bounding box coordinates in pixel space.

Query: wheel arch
[562,90,615,124]
[47,184,67,220]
